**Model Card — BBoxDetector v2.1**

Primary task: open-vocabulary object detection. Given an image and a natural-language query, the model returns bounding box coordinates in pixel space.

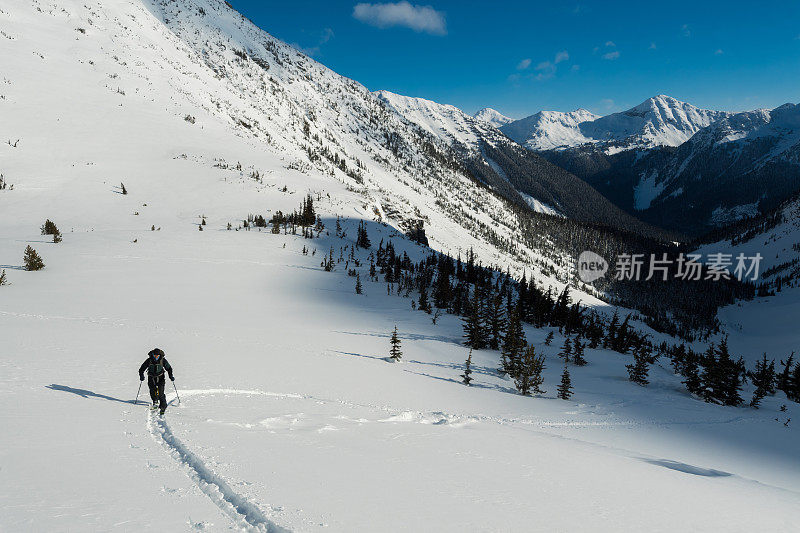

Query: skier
[138,348,174,415]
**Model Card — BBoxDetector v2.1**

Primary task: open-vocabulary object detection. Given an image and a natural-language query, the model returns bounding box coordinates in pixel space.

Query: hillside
[544,103,800,236]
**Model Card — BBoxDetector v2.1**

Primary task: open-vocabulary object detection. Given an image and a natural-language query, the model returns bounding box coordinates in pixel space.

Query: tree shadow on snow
[46,384,144,405]
[335,330,462,346]
[0,264,26,271]
[641,458,733,477]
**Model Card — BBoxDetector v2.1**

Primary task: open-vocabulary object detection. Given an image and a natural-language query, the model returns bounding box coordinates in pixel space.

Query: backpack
[148,358,165,377]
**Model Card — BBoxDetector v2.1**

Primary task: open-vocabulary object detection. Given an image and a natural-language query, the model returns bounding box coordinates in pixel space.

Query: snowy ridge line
[147,412,290,533]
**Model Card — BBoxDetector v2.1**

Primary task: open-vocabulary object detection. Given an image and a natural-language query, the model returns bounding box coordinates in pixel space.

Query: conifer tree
[717,336,742,406]
[626,345,650,386]
[559,336,572,364]
[557,361,573,400]
[418,286,431,313]
[572,336,587,366]
[682,352,703,396]
[389,326,402,362]
[789,363,800,403]
[487,292,506,351]
[544,331,554,346]
[355,274,363,294]
[604,310,619,348]
[462,288,486,349]
[749,353,776,409]
[461,349,474,386]
[778,353,795,394]
[500,309,525,376]
[516,346,546,395]
[120,182,127,195]
[0,269,7,286]
[356,220,371,249]
[23,246,44,271]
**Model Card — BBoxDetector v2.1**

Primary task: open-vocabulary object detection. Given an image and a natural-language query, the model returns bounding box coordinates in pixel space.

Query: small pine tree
[682,353,703,396]
[626,345,650,386]
[41,219,59,236]
[559,336,572,363]
[356,220,371,249]
[557,362,573,400]
[544,331,554,346]
[53,230,62,243]
[750,354,776,408]
[355,274,363,294]
[572,337,587,366]
[515,346,546,396]
[461,349,474,386]
[23,246,45,271]
[121,182,127,195]
[0,269,7,286]
[389,326,402,362]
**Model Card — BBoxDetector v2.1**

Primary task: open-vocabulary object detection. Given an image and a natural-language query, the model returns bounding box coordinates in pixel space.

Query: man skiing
[138,348,174,415]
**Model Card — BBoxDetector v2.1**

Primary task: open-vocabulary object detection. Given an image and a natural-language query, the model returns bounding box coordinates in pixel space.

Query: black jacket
[139,351,174,381]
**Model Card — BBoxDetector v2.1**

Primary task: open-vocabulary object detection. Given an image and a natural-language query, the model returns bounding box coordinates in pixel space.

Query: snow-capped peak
[582,95,730,150]
[500,109,599,151]
[502,96,730,153]
[473,107,513,128]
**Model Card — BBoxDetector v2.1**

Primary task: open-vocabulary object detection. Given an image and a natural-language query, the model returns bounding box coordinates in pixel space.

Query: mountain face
[544,103,800,236]
[503,96,726,153]
[473,107,513,128]
[501,109,599,151]
[375,91,663,232]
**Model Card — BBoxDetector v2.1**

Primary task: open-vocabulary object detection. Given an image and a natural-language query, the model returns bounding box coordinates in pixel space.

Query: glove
[169,375,175,381]
[139,375,144,381]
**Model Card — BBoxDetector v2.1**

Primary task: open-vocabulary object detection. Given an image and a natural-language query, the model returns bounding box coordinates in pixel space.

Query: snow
[500,108,598,151]
[709,203,760,226]
[473,107,513,128]
[1,0,799,531]
[633,170,666,210]
[503,96,728,152]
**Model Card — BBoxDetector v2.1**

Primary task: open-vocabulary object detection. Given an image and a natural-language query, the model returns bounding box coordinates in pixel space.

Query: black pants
[148,374,167,411]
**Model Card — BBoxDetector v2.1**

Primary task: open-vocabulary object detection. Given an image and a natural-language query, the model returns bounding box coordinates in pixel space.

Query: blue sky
[229,0,799,118]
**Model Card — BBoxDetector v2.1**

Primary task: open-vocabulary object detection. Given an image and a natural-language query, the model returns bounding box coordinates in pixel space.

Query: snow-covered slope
[501,109,599,150]
[695,195,800,358]
[617,102,800,234]
[2,1,800,531]
[375,90,660,229]
[376,90,491,149]
[583,95,729,152]
[473,107,513,128]
[504,96,727,153]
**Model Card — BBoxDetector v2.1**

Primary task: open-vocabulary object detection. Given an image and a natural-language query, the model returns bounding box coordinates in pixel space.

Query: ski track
[147,406,290,533]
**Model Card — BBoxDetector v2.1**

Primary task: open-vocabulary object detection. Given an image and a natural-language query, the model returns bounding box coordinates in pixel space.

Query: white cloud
[535,61,556,80]
[714,48,724,55]
[517,58,532,70]
[602,50,620,60]
[353,2,446,35]
[682,24,691,37]
[294,28,335,57]
[649,42,657,50]
[554,50,569,64]
[605,40,616,47]
[600,98,615,110]
[571,64,580,72]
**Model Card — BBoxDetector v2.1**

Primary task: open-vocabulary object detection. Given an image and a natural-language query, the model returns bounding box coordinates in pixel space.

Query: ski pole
[135,381,142,405]
[172,381,181,405]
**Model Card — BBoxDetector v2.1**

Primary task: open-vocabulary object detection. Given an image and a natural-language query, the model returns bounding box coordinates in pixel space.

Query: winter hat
[148,348,165,358]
